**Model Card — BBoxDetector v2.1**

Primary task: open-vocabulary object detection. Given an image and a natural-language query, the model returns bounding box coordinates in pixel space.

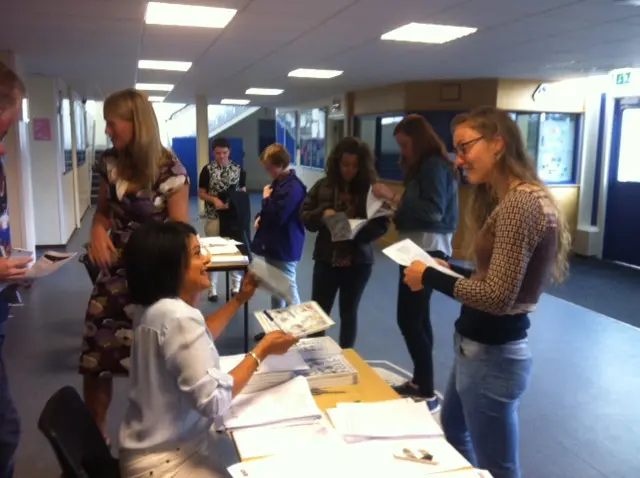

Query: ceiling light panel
[138,60,192,72]
[148,96,166,102]
[246,88,284,96]
[145,2,237,28]
[288,68,343,79]
[136,83,174,92]
[221,99,251,105]
[381,22,477,44]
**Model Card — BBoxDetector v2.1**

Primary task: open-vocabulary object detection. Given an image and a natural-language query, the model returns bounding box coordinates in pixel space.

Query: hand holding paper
[383,239,462,284]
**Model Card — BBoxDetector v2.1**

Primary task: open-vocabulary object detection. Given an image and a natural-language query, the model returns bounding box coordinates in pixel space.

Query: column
[195,95,209,213]
[0,50,36,251]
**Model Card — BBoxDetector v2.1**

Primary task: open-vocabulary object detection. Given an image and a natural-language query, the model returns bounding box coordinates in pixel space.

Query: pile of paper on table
[221,376,323,432]
[219,351,309,394]
[326,398,443,442]
[199,236,248,264]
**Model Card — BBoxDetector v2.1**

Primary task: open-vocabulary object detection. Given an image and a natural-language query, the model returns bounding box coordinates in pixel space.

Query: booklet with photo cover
[254,301,335,338]
[324,186,393,242]
[248,256,295,305]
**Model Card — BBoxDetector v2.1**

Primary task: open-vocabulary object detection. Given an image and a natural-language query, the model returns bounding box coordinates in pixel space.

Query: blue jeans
[441,333,532,478]
[263,257,300,309]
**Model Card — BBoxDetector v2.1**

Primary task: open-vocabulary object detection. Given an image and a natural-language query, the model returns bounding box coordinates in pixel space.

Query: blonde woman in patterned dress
[79,89,190,441]
[404,106,571,478]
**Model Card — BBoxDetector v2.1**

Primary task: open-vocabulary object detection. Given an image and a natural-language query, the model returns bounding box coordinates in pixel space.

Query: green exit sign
[616,71,632,85]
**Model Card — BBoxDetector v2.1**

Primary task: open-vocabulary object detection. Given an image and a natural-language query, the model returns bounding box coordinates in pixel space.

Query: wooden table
[205,246,251,352]
[236,349,399,462]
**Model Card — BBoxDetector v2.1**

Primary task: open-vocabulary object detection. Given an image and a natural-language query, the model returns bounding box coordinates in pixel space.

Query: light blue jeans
[441,333,532,478]
[263,257,300,309]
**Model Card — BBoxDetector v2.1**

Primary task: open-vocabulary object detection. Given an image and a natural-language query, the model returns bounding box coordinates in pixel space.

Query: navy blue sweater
[394,155,458,234]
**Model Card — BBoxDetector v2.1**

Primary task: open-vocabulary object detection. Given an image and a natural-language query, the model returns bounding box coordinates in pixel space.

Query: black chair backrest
[227,191,253,261]
[38,386,120,478]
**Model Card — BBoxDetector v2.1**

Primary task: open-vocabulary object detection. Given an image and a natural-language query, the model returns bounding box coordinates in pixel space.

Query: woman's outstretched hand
[236,272,259,303]
[403,260,428,291]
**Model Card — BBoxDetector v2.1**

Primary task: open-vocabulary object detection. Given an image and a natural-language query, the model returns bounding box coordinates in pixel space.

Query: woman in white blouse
[119,221,298,478]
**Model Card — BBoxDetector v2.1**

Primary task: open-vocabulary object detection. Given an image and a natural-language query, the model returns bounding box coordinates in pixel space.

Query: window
[61,99,73,174]
[299,108,326,169]
[376,116,403,181]
[617,108,640,183]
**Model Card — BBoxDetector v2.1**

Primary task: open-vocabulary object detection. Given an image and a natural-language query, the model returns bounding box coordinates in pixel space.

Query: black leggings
[397,250,448,396]
[310,261,373,349]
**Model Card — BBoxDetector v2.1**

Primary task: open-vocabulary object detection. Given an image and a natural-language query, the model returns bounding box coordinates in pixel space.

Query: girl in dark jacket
[372,115,459,413]
[301,137,389,348]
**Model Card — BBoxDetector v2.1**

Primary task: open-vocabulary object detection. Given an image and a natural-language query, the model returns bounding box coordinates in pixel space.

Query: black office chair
[38,386,120,478]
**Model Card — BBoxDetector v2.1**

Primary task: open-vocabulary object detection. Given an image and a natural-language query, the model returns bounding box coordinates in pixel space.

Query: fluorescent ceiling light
[136,83,174,92]
[246,88,284,96]
[148,96,166,102]
[145,2,237,28]
[220,99,251,105]
[288,68,343,79]
[381,22,477,44]
[138,60,192,72]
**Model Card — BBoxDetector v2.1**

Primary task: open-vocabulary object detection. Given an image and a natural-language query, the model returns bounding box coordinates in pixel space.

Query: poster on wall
[32,118,52,141]
[537,115,575,183]
[299,138,325,170]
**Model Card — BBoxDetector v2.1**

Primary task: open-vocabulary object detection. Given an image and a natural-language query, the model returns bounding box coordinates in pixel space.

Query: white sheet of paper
[25,251,77,279]
[219,350,309,374]
[382,239,462,278]
[327,398,443,440]
[208,255,248,264]
[222,376,322,431]
[206,244,240,255]
[232,419,343,460]
[366,186,386,219]
[351,437,472,475]
[199,236,243,247]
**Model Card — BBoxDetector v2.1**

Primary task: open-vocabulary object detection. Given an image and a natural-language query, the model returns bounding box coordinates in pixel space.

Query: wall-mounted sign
[331,99,341,114]
[615,71,632,86]
[32,118,52,141]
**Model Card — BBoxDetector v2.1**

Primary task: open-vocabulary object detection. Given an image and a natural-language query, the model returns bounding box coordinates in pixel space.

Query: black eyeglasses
[453,137,483,156]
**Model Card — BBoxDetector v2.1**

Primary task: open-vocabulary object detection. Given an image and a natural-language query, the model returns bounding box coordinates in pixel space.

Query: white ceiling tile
[140,25,222,60]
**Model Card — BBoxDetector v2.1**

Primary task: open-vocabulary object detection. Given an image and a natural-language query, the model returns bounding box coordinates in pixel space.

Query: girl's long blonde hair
[452,106,571,283]
[103,89,170,189]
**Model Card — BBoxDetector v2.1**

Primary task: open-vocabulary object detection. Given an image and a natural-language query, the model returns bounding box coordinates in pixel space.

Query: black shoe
[254,332,266,342]
[208,293,219,303]
[392,381,427,398]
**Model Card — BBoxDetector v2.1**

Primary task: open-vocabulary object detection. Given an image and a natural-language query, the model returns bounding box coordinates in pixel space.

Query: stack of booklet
[254,301,335,338]
[221,336,359,393]
[219,350,310,394]
[293,336,358,388]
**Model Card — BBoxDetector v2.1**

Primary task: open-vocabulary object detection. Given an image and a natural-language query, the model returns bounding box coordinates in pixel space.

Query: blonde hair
[452,106,571,283]
[0,61,26,112]
[260,143,291,168]
[103,89,169,188]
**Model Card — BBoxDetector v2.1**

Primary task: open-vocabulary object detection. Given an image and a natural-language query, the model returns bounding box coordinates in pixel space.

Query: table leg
[244,300,249,353]
[225,271,230,302]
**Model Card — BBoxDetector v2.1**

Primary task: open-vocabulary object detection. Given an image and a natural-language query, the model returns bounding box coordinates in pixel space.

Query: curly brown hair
[325,136,377,193]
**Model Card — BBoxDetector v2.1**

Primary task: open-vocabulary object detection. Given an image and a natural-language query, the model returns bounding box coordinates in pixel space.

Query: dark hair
[325,136,377,192]
[393,114,453,183]
[260,143,291,168]
[124,221,198,306]
[0,61,26,112]
[211,137,230,151]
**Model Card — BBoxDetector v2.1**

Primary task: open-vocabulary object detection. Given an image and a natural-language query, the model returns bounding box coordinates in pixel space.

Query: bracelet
[248,351,261,366]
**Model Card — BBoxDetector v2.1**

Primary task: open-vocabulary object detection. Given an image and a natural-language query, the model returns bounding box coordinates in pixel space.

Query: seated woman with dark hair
[118,221,298,478]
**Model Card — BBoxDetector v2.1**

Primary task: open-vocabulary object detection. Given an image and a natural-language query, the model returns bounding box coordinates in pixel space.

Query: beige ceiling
[2,0,640,106]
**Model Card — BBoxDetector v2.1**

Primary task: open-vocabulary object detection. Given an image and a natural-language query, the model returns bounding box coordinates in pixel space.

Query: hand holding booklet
[254,301,335,338]
[248,256,295,304]
[383,239,462,279]
[324,187,393,242]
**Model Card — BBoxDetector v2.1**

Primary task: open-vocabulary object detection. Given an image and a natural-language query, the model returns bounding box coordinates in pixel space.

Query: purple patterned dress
[79,149,189,377]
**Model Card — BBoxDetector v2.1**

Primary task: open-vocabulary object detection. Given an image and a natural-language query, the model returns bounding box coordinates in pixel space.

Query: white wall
[221,108,275,191]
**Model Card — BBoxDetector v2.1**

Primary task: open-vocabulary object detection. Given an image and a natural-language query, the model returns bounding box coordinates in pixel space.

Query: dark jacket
[301,177,390,265]
[394,155,458,234]
[251,170,306,262]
